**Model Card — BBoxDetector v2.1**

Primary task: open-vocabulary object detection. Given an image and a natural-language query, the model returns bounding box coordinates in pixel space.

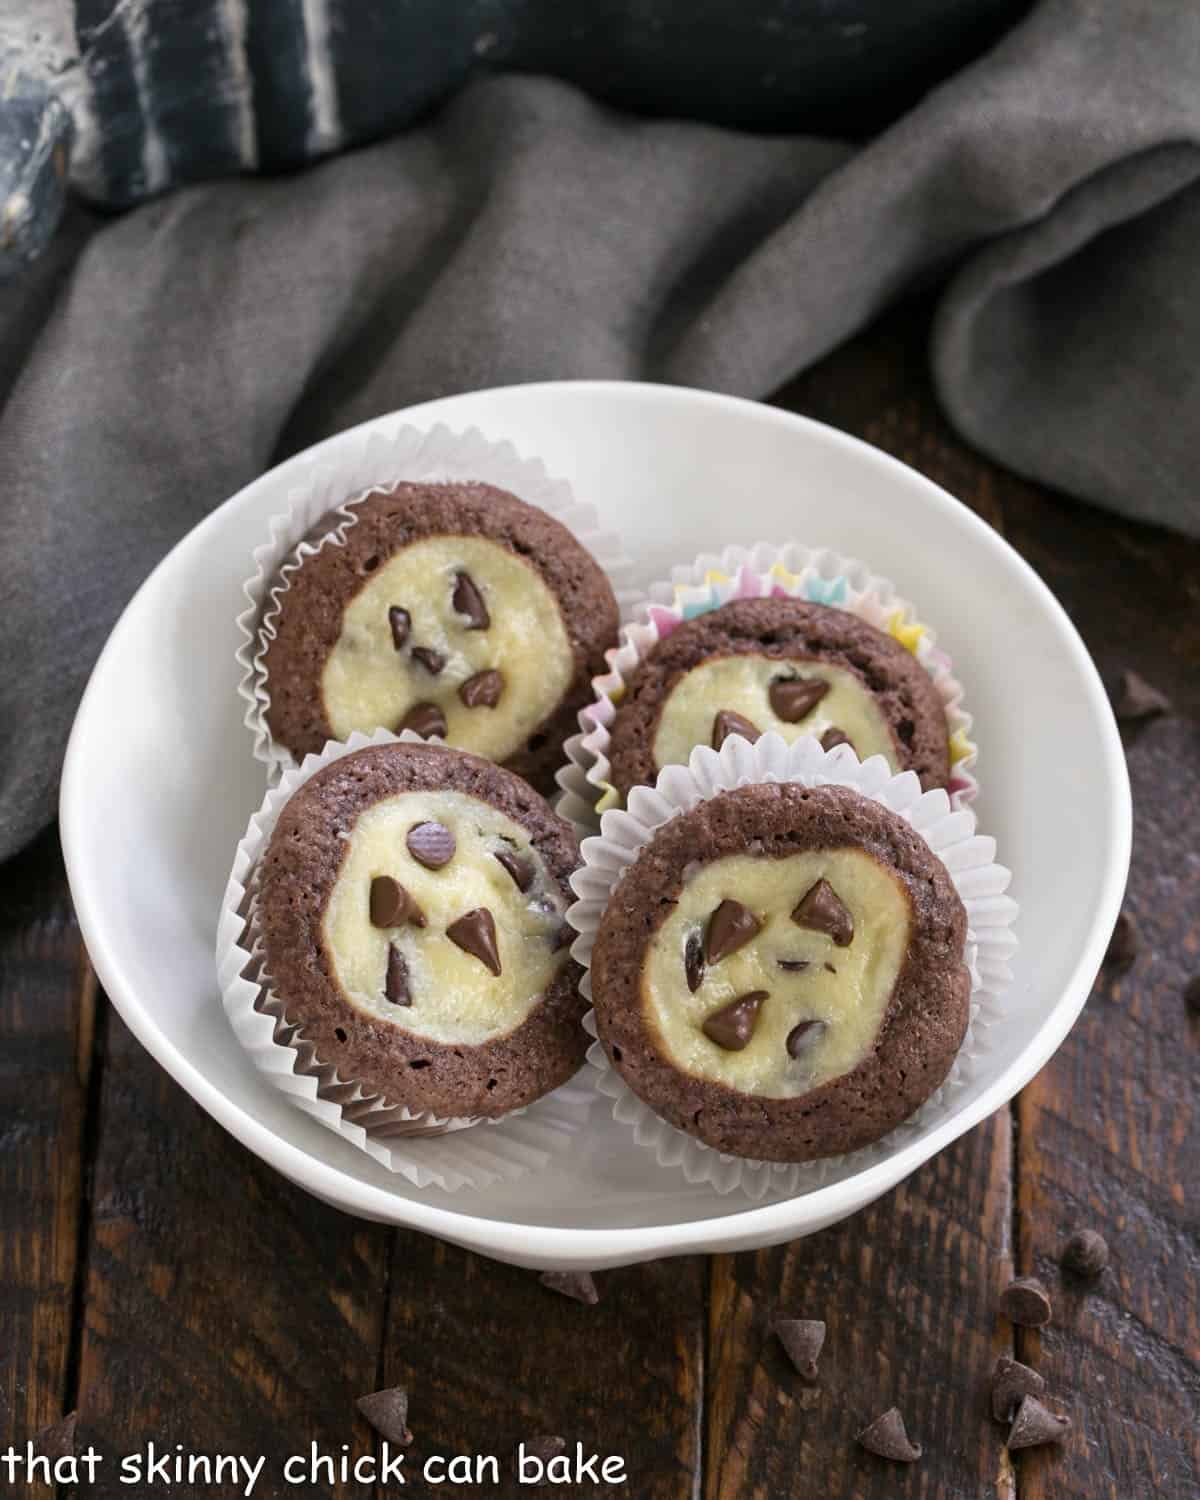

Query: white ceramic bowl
[60,381,1131,1270]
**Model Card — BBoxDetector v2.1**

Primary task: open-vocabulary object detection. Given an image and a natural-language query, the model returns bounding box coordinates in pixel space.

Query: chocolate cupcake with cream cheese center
[260,481,618,793]
[606,597,950,797]
[254,741,586,1121]
[590,781,970,1162]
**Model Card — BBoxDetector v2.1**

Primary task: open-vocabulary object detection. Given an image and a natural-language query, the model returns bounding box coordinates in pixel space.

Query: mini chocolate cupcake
[253,741,586,1121]
[259,481,619,794]
[605,597,951,798]
[589,781,970,1162]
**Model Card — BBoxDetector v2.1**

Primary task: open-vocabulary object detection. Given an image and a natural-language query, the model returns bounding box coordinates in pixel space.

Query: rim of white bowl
[60,380,1131,1266]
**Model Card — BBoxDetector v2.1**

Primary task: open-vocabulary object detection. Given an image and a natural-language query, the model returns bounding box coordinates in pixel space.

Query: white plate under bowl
[60,381,1130,1271]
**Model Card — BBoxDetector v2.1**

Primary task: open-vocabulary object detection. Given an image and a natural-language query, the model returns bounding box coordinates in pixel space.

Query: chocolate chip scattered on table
[999,1276,1052,1327]
[356,1387,413,1447]
[856,1407,922,1463]
[539,1270,600,1305]
[991,1356,1046,1422]
[1113,668,1171,722]
[1007,1395,1071,1450]
[1061,1228,1109,1278]
[1104,910,1138,971]
[773,1318,825,1381]
[515,1436,566,1477]
[32,1413,77,1462]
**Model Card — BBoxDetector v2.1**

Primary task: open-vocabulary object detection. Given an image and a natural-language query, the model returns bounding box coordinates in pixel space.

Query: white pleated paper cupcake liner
[237,421,636,782]
[216,727,591,1192]
[556,541,978,834]
[565,731,1016,1202]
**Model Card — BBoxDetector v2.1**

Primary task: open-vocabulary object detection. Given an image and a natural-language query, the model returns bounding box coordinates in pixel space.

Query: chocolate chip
[385,946,411,1006]
[523,1435,565,1463]
[773,1318,825,1381]
[1007,1395,1071,1450]
[857,1407,922,1463]
[516,1436,566,1479]
[705,898,762,963]
[702,990,767,1050]
[769,675,830,722]
[991,1355,1046,1422]
[792,879,854,946]
[786,1019,827,1058]
[370,875,425,929]
[824,962,837,974]
[447,907,502,975]
[777,958,810,973]
[711,709,761,749]
[407,820,456,868]
[1185,975,1200,1017]
[388,606,411,650]
[494,848,534,892]
[398,702,447,739]
[1104,910,1137,970]
[459,668,504,708]
[820,727,853,751]
[1061,1228,1109,1278]
[999,1276,1052,1327]
[684,931,705,993]
[411,646,446,675]
[33,1412,77,1462]
[1114,669,1170,721]
[356,1387,413,1447]
[453,569,490,628]
[539,1270,599,1304]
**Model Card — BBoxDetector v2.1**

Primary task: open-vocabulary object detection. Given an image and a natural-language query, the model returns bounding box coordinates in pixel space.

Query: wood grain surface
[71,1010,393,1499]
[1010,510,1200,1499]
[780,303,1200,1499]
[0,827,93,1499]
[376,1240,705,1499]
[705,1119,1016,1500]
[0,301,1195,1499]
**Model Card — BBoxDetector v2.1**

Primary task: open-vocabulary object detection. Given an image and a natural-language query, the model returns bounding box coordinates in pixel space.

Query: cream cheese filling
[321,535,574,760]
[641,848,911,1097]
[652,654,899,772]
[323,790,567,1046]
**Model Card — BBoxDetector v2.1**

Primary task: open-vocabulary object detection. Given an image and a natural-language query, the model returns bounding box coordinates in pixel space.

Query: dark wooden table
[3,302,1197,1499]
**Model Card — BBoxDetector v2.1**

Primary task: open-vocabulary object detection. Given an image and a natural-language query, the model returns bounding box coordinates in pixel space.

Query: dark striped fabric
[0,0,1197,857]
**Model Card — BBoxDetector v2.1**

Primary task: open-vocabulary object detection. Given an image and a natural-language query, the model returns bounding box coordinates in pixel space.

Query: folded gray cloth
[1,0,1197,860]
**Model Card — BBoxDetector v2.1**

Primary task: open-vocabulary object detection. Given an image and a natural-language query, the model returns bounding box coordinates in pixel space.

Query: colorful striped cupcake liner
[557,542,978,832]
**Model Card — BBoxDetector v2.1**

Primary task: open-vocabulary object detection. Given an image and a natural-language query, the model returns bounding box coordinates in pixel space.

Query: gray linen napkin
[0,0,1197,859]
